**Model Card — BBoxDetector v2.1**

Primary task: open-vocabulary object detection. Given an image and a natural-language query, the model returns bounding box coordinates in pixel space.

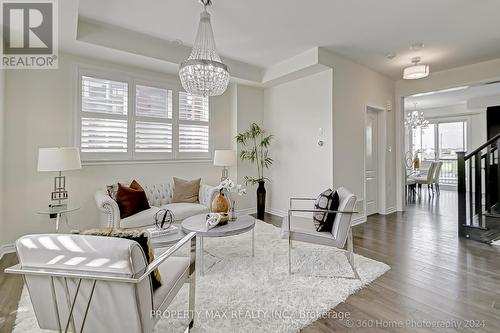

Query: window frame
[76,66,213,163]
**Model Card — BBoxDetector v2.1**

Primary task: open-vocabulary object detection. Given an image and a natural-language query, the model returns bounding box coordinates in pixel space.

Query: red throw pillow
[116,180,150,219]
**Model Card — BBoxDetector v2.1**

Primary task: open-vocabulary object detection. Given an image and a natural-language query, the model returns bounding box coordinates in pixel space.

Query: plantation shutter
[81,118,128,153]
[135,122,173,153]
[134,85,173,157]
[136,85,172,119]
[178,92,210,154]
[80,76,129,158]
[81,76,128,115]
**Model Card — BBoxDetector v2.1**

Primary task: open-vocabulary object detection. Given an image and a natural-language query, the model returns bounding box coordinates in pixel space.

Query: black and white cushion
[313,189,340,232]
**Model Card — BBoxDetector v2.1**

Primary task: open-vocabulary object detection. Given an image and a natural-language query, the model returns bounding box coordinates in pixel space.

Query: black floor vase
[256,181,266,219]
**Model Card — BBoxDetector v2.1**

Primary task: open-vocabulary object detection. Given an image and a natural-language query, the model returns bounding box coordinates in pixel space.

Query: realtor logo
[1,0,58,69]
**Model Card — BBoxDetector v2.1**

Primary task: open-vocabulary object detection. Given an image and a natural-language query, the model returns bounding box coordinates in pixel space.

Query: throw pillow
[171,177,201,203]
[313,189,340,232]
[107,180,131,201]
[116,180,150,219]
[81,228,162,290]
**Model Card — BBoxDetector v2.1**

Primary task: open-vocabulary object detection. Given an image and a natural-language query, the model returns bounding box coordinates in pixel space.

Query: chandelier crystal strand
[179,1,230,97]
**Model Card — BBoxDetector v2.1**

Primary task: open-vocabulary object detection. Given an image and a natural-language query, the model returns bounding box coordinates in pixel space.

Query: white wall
[233,84,265,211]
[2,53,233,245]
[262,49,397,221]
[320,51,397,217]
[264,70,333,215]
[0,69,5,246]
[395,58,500,210]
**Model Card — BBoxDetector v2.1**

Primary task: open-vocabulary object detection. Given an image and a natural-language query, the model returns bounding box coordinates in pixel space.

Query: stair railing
[457,133,500,237]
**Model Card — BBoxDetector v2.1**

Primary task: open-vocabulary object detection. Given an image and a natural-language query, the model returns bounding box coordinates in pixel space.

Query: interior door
[365,110,379,216]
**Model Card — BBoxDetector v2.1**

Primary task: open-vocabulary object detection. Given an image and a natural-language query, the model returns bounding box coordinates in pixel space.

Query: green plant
[236,123,273,185]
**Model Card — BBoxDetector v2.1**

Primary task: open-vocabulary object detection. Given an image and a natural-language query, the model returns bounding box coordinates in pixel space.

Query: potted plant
[236,123,273,219]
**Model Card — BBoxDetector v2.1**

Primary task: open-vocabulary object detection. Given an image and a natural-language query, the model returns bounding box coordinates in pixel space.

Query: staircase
[457,133,500,243]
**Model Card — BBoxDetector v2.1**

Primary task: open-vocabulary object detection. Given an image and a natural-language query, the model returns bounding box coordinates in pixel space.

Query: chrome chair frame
[287,198,358,279]
[6,232,197,333]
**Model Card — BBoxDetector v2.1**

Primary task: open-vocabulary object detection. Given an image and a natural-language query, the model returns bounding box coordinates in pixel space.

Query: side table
[37,205,80,232]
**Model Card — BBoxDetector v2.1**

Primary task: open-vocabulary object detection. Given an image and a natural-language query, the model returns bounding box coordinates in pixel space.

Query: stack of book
[147,225,178,238]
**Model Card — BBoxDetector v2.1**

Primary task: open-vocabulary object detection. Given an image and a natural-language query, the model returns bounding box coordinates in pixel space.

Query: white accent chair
[281,187,358,278]
[6,232,196,333]
[95,182,218,229]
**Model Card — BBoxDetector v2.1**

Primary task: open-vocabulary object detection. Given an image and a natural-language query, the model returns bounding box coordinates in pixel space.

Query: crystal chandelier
[179,0,230,97]
[405,103,429,129]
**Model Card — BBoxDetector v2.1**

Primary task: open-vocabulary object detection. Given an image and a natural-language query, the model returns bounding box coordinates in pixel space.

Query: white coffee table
[181,214,255,275]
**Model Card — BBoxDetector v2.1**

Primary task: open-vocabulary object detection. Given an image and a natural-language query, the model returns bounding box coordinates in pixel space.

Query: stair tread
[462,214,500,243]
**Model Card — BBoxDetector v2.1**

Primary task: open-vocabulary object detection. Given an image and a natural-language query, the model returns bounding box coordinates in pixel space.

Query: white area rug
[13,220,390,332]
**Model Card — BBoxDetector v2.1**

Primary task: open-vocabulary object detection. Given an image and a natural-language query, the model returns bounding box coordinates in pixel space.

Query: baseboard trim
[0,243,15,260]
[236,207,257,215]
[352,215,367,226]
[383,207,397,215]
[267,208,286,217]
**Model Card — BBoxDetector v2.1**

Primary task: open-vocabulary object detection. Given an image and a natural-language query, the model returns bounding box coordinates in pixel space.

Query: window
[411,119,467,185]
[77,70,211,162]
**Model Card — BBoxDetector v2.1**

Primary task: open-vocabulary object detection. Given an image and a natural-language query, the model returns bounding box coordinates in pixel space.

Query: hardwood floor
[0,253,23,333]
[1,191,499,332]
[304,190,500,333]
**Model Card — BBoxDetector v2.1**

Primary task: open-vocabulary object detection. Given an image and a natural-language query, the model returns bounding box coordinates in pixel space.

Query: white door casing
[365,110,379,216]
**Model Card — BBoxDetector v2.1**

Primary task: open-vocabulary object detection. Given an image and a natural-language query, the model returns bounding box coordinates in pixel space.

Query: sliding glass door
[411,120,467,185]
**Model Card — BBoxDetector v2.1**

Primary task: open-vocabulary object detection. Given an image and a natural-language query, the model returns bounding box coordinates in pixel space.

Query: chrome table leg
[251,228,255,257]
[199,236,204,277]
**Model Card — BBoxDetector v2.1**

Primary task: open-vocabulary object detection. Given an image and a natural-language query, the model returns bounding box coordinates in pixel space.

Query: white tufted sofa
[94,182,218,229]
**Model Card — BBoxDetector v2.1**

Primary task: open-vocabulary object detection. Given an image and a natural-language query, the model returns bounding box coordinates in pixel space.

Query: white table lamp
[214,150,236,181]
[38,147,82,206]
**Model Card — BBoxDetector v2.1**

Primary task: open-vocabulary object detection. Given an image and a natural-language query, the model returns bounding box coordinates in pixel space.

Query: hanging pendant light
[179,0,230,97]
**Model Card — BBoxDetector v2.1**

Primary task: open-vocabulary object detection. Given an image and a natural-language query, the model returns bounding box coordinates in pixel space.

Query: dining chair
[412,161,437,196]
[432,161,443,195]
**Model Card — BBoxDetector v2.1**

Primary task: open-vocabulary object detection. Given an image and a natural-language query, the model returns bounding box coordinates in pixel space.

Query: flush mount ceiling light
[179,0,230,97]
[403,56,429,80]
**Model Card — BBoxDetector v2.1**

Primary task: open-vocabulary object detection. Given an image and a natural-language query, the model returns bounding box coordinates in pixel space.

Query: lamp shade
[213,150,236,166]
[37,147,82,172]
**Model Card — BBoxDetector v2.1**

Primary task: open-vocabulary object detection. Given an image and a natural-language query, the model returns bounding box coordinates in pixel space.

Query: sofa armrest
[94,190,120,228]
[199,184,218,207]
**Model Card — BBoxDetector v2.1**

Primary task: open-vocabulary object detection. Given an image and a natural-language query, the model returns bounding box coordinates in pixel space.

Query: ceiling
[63,0,500,79]
[405,81,500,110]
